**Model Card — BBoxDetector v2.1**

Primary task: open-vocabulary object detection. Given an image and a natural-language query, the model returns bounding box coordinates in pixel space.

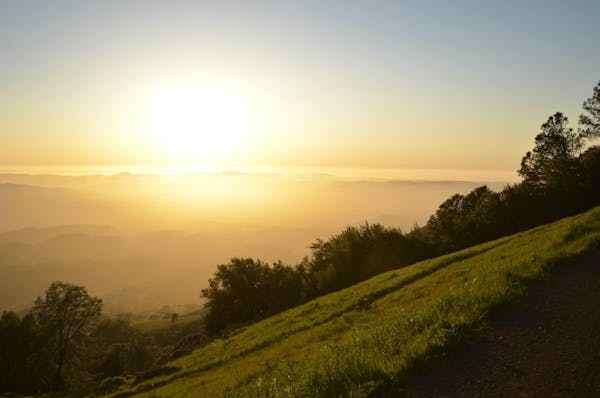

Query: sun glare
[145,83,255,162]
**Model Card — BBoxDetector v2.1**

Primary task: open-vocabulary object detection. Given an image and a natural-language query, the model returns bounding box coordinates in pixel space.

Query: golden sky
[1,1,599,173]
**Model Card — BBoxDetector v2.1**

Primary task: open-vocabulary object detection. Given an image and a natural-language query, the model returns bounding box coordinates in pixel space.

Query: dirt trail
[396,251,600,398]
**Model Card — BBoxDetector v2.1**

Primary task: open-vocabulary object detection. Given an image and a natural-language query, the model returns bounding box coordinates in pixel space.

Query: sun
[145,83,255,162]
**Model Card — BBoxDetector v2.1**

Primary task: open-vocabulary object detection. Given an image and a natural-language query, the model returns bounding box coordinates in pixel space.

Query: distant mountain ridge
[0,224,118,244]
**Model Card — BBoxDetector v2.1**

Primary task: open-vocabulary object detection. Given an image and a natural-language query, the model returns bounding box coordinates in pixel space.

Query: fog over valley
[0,171,509,312]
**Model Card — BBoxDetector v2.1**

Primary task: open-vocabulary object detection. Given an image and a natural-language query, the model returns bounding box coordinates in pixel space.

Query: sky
[1,0,599,174]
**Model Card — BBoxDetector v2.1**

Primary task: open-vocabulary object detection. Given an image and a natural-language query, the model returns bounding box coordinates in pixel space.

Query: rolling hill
[108,206,600,397]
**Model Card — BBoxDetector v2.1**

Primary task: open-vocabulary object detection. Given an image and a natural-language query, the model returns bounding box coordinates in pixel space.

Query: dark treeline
[201,80,600,334]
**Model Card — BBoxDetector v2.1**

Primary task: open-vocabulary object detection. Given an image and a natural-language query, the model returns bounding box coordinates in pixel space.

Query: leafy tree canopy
[33,281,102,389]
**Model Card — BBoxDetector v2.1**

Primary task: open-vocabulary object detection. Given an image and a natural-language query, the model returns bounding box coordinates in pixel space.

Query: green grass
[110,207,600,398]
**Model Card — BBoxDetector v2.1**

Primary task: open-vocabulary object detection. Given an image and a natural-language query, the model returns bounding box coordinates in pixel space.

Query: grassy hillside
[110,206,600,398]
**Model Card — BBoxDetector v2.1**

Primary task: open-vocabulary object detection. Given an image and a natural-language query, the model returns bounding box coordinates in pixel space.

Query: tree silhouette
[518,112,584,188]
[424,186,501,253]
[307,223,411,292]
[33,281,102,390]
[0,311,53,393]
[201,258,272,332]
[579,80,600,139]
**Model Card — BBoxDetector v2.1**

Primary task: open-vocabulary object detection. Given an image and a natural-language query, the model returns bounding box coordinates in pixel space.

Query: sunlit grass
[110,206,600,398]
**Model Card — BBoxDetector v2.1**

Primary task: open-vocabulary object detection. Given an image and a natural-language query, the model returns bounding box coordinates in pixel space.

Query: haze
[0,169,508,311]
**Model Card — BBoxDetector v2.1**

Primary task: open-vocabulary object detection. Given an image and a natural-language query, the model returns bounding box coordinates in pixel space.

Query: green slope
[111,206,600,398]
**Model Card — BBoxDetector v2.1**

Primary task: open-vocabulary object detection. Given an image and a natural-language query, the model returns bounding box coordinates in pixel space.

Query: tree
[579,80,600,139]
[0,311,53,393]
[307,223,411,293]
[201,258,306,334]
[423,186,502,253]
[518,112,585,187]
[33,281,102,390]
[201,258,272,333]
[579,146,600,207]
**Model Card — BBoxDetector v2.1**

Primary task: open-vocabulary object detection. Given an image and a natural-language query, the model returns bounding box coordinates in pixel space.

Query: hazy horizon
[0,164,519,181]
